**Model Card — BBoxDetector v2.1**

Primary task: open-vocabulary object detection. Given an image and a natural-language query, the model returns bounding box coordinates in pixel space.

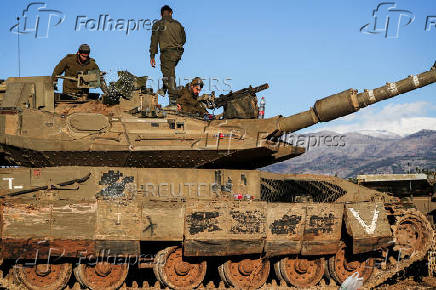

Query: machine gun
[213,83,269,108]
[56,69,104,89]
[211,83,269,119]
[55,69,108,101]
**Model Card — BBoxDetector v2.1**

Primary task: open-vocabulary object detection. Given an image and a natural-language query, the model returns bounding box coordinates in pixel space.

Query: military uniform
[52,54,100,95]
[150,15,186,104]
[177,85,208,116]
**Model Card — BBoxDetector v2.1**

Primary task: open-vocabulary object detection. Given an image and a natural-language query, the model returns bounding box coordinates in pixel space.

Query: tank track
[0,208,432,290]
[427,225,436,277]
[364,207,434,288]
[0,274,340,289]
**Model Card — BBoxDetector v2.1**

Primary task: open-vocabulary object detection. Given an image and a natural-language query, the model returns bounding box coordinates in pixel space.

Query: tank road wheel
[392,209,433,258]
[74,262,129,290]
[275,256,324,287]
[153,246,207,289]
[218,258,270,289]
[328,242,374,284]
[13,263,72,290]
[273,260,285,281]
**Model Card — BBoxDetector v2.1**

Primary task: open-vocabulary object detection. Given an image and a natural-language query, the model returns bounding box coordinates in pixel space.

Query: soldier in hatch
[52,44,100,95]
[176,77,209,116]
[149,5,186,106]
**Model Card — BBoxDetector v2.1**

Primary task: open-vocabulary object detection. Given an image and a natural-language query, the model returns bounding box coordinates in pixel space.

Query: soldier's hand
[150,58,156,68]
[177,104,182,111]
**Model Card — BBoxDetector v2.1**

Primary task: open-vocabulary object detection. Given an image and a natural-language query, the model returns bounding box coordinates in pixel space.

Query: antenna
[17,17,21,77]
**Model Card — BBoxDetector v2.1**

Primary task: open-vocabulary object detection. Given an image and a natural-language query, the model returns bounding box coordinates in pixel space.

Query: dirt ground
[376,259,436,289]
[378,276,436,289]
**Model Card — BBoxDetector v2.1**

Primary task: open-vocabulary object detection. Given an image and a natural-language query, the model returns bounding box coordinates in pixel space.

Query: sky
[0,0,435,135]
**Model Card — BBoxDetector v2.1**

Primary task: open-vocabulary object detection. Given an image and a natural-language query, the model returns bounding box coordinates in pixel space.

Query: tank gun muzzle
[274,67,436,136]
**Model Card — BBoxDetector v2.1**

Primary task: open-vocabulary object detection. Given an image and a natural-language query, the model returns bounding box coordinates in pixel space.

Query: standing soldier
[52,44,100,96]
[149,5,186,106]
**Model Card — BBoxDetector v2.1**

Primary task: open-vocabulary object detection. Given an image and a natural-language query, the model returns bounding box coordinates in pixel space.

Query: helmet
[78,44,90,54]
[191,77,204,88]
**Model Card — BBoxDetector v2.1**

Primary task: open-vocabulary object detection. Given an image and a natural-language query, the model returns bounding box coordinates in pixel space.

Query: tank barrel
[275,67,436,135]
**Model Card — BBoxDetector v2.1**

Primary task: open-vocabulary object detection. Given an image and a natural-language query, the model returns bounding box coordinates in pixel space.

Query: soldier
[52,44,100,95]
[149,5,186,106]
[176,77,208,116]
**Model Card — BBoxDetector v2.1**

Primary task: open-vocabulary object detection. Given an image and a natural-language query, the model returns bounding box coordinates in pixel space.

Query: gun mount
[211,83,269,119]
[214,83,269,108]
[56,69,103,89]
[0,65,434,169]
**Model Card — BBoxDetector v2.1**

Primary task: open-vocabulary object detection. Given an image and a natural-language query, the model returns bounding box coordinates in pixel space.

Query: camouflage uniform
[150,15,186,105]
[52,54,99,95]
[177,85,208,116]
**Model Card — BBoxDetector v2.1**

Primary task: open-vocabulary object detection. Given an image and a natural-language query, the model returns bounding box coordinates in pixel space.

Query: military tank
[0,65,435,290]
[0,66,435,169]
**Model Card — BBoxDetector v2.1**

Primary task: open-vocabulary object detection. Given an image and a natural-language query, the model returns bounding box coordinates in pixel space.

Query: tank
[0,67,435,169]
[357,173,436,225]
[0,65,435,290]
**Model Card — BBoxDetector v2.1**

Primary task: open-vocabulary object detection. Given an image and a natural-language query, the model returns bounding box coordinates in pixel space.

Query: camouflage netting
[260,178,347,203]
[103,71,148,105]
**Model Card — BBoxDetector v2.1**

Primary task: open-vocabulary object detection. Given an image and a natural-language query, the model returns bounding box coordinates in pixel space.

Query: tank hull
[0,167,432,289]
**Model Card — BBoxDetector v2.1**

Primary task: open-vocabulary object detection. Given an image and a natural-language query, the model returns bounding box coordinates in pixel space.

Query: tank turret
[0,65,434,169]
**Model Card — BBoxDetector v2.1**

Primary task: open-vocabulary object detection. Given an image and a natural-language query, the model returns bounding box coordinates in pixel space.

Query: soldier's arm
[94,60,100,70]
[149,21,160,59]
[177,93,188,106]
[91,60,100,71]
[180,24,186,46]
[177,92,194,110]
[51,56,68,81]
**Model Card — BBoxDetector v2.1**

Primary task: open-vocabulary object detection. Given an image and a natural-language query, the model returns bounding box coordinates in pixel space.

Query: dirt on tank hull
[0,167,433,289]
